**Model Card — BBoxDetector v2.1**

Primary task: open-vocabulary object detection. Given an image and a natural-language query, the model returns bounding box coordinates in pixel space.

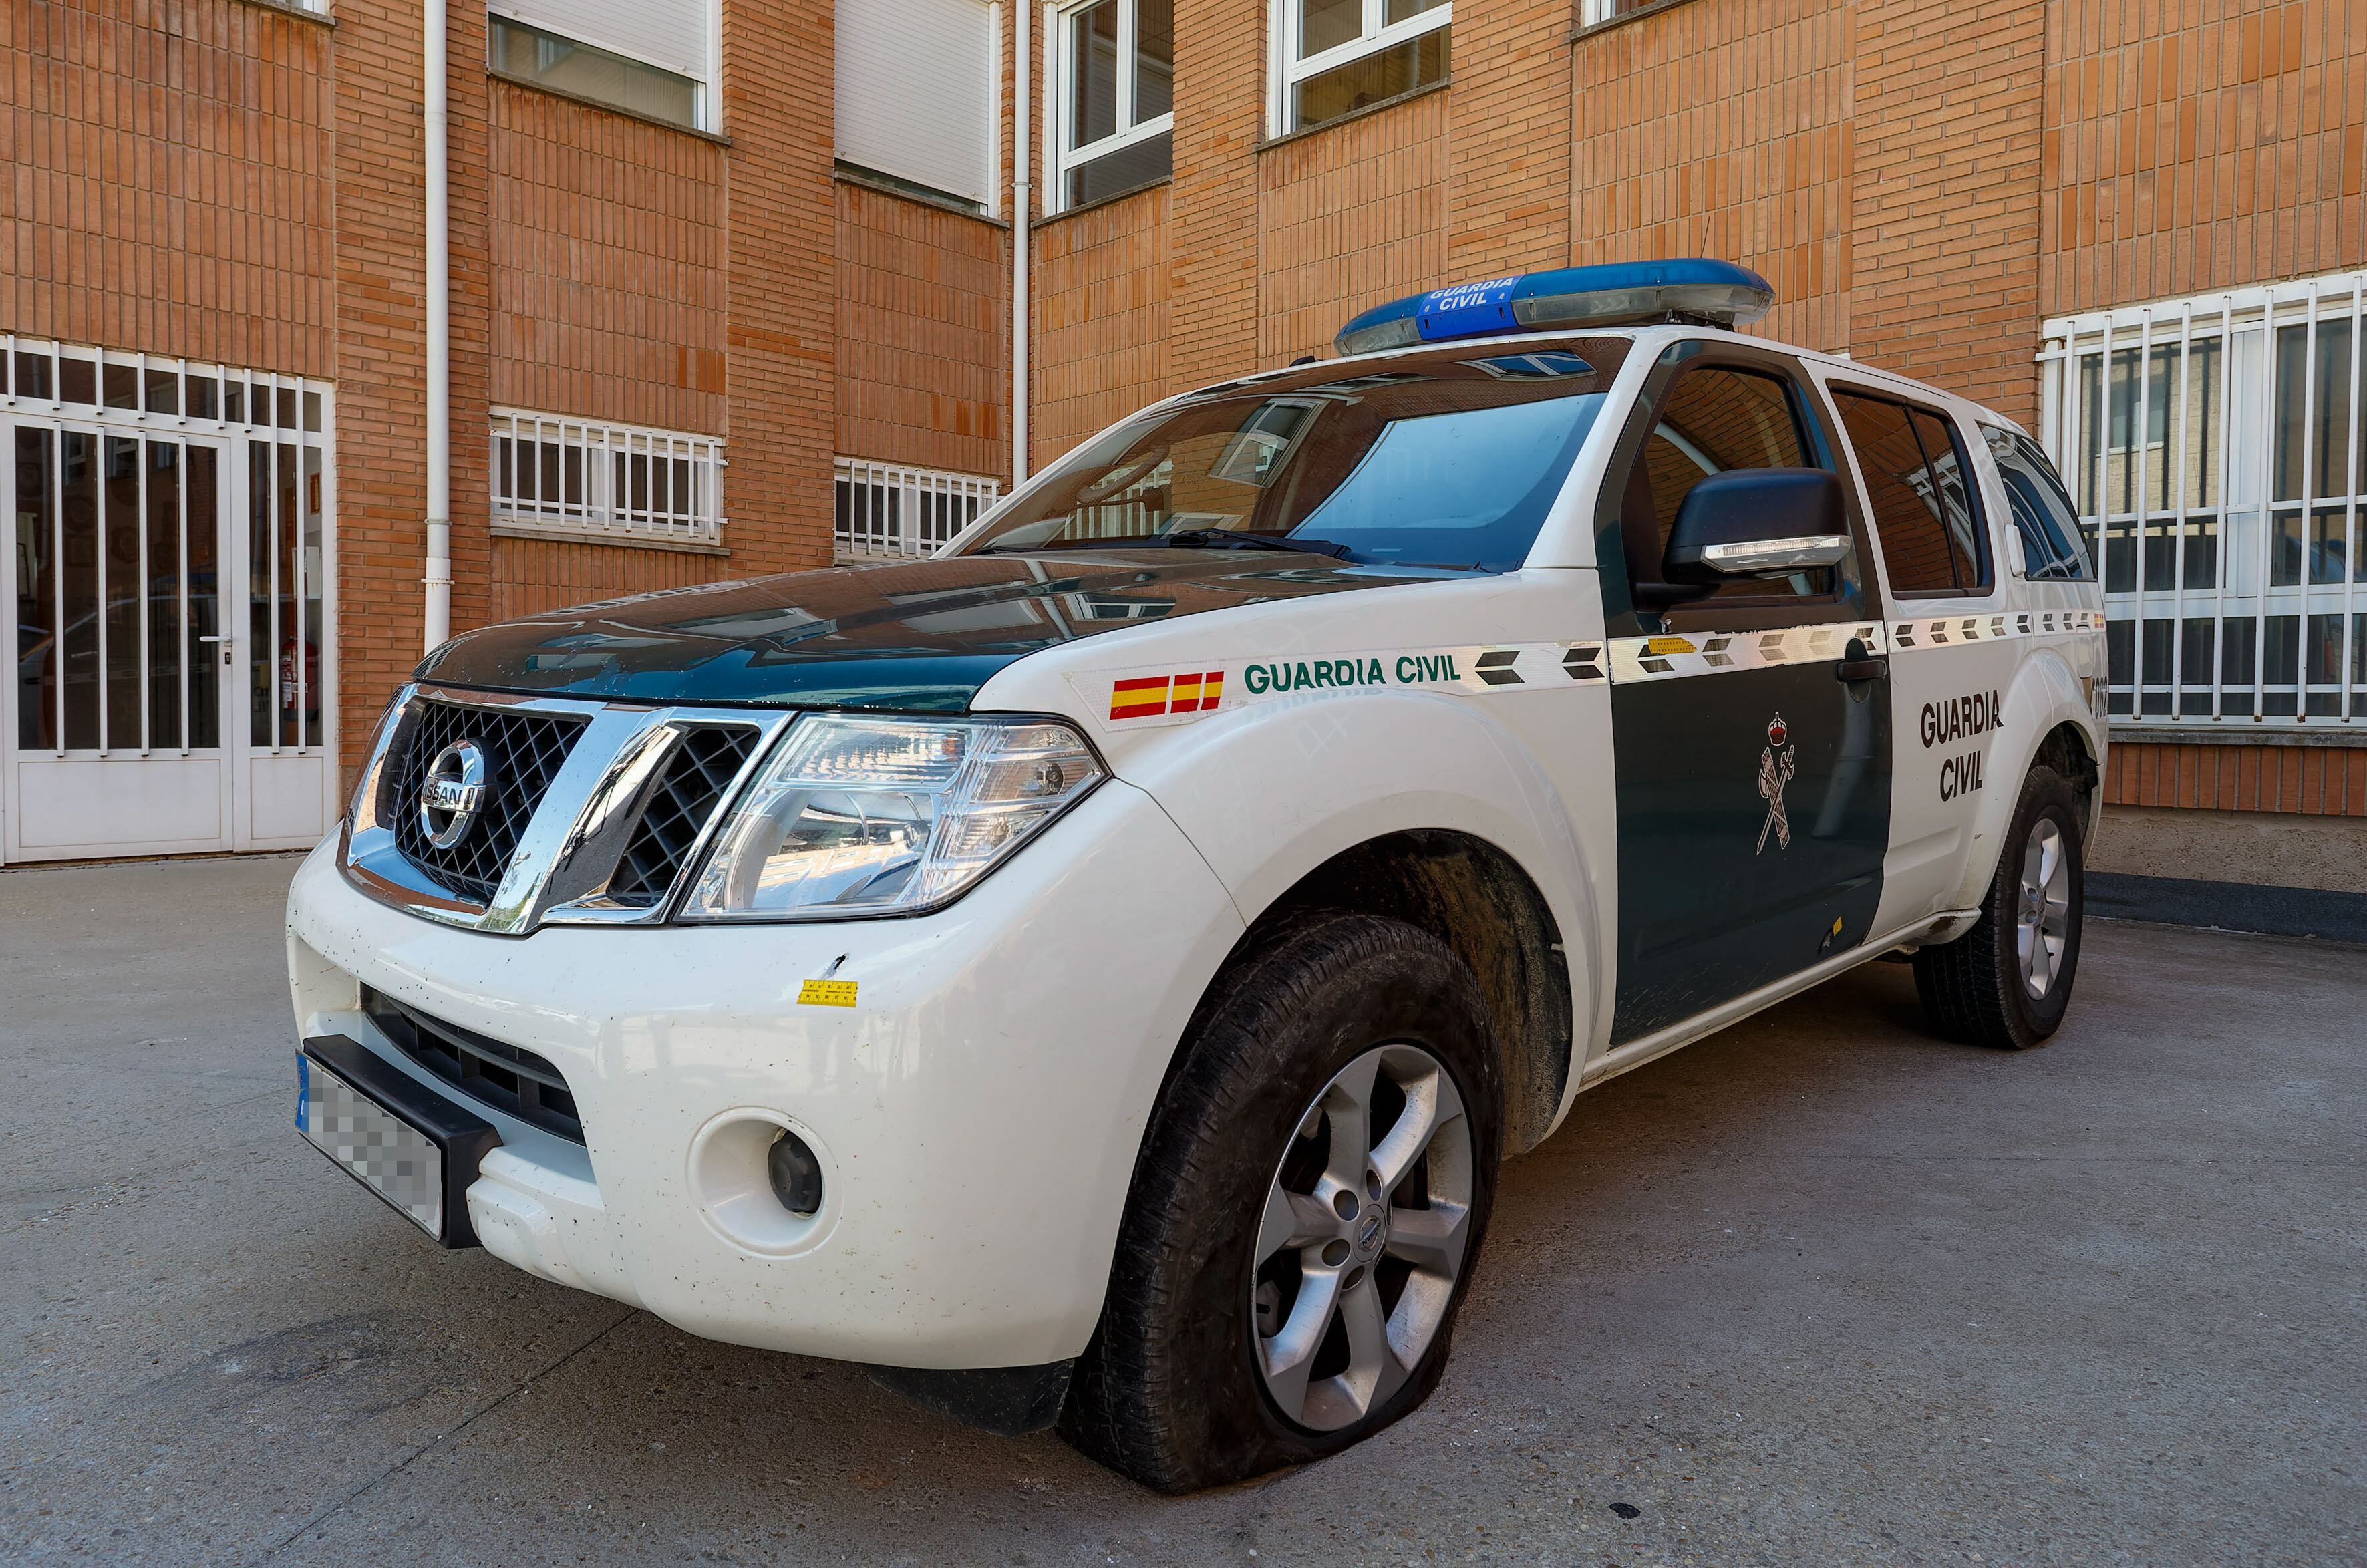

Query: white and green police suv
[287,260,2106,1491]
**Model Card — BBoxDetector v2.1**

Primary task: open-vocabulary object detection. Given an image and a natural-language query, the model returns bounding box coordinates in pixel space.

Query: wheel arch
[1238,829,1575,1157]
[1943,651,2104,909]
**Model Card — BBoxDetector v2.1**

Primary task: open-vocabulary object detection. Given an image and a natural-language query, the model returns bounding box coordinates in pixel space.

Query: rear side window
[1833,391,1991,597]
[1984,427,2094,581]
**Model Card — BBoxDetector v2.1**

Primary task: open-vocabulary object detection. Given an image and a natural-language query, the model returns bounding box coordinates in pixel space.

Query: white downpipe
[422,0,453,651]
[1011,0,1030,486]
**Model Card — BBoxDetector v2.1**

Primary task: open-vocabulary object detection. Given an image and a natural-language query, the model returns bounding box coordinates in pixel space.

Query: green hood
[414,551,1450,711]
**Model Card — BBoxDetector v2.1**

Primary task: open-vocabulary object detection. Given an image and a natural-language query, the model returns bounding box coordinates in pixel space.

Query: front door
[6,422,239,858]
[1595,343,1895,1044]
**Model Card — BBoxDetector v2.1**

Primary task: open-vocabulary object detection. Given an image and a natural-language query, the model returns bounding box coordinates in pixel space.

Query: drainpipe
[1011,0,1030,487]
[422,0,453,651]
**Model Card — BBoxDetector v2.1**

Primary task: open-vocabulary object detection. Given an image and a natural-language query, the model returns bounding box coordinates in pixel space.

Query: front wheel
[1912,765,2086,1049]
[1058,911,1501,1493]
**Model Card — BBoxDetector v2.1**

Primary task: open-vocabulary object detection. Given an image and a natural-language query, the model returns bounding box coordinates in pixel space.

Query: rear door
[1817,382,2021,928]
[1595,341,1894,1045]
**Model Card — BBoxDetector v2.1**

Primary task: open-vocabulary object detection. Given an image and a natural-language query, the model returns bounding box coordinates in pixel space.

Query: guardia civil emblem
[1755,712,1796,854]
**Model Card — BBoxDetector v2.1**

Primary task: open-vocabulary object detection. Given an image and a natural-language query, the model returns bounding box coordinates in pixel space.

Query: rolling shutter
[492,0,710,82]
[836,0,996,206]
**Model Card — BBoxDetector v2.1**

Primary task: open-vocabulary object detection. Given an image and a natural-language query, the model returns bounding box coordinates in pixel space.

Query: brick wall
[2041,0,2367,314]
[2108,739,2367,815]
[835,179,1009,478]
[1257,89,1448,365]
[719,0,840,579]
[331,0,434,756]
[488,84,730,435]
[1445,0,1570,281]
[487,534,724,622]
[1032,184,1172,466]
[0,0,337,375]
[1166,0,1263,392]
[1572,0,1856,356]
[1851,0,2048,426]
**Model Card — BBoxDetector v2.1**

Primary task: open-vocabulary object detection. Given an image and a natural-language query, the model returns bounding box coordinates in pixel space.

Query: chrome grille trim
[342,684,794,935]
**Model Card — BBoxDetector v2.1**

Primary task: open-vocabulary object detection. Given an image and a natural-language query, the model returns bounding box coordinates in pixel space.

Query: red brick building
[5,0,2362,887]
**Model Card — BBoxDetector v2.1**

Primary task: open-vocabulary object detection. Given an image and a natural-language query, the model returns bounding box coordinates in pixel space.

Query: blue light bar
[1332,259,1774,357]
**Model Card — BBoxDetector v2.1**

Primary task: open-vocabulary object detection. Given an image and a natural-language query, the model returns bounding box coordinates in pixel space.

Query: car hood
[414,551,1448,710]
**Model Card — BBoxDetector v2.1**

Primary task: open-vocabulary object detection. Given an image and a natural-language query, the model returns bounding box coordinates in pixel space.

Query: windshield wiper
[986,530,1358,560]
[1162,529,1357,560]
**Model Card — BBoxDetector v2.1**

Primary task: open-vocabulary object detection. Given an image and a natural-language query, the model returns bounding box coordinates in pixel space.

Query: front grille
[364,987,585,1144]
[605,725,761,906]
[387,699,588,905]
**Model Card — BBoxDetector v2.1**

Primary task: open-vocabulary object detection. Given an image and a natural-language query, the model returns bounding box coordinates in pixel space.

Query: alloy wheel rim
[2015,817,2072,999]
[1249,1042,1473,1433]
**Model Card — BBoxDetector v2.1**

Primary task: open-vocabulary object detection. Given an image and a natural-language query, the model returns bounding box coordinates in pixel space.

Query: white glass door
[5,422,238,858]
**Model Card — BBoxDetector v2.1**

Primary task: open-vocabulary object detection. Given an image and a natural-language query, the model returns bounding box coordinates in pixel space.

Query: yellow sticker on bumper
[798,979,858,1007]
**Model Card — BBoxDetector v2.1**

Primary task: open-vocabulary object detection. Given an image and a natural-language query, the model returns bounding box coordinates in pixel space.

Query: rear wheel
[1058,911,1501,1493]
[1912,765,2085,1049]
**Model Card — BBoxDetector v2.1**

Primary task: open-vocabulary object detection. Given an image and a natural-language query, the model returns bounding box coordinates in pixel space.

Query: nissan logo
[418,739,490,850]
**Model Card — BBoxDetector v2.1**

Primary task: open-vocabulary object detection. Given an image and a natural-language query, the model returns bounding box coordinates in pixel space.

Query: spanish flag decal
[1108,671,1225,722]
[1109,675,1172,721]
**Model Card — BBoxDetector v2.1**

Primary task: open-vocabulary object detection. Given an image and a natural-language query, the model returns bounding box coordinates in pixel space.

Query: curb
[2088,871,2367,945]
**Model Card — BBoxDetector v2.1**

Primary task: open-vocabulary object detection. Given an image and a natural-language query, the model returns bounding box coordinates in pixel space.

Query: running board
[1575,908,1984,1093]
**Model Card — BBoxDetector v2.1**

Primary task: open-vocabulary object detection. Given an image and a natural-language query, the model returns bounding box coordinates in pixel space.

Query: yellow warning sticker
[798,979,858,1008]
[1644,635,1697,656]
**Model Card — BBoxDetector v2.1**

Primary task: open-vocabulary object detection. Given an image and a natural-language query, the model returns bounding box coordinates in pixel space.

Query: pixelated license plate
[297,1052,448,1239]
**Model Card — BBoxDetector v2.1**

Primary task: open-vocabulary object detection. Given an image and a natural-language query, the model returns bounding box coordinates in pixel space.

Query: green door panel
[1609,655,1891,1043]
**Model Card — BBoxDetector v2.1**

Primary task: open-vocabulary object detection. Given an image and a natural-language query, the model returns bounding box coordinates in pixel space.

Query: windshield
[963,339,1630,572]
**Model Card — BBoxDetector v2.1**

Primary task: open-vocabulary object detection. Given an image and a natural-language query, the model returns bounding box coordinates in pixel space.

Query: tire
[1058,910,1502,1493]
[1911,765,2086,1050]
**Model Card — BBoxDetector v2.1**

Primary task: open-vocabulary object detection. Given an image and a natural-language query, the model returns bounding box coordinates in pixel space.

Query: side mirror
[1663,468,1852,584]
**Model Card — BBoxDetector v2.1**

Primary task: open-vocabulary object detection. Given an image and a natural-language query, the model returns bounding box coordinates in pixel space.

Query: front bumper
[285,777,1244,1369]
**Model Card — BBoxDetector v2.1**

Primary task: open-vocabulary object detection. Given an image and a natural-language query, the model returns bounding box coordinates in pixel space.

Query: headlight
[680,714,1106,921]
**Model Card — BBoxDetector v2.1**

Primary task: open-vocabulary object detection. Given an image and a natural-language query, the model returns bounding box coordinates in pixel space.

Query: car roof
[1180,323,2027,441]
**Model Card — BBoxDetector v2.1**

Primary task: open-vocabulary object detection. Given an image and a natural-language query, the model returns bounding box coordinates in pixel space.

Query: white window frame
[1048,0,1174,213]
[835,457,1001,560]
[490,408,725,549]
[1271,0,1450,136]
[2039,267,2367,729]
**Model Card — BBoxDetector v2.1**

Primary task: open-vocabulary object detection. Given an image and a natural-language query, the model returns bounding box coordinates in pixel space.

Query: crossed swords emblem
[1756,712,1796,854]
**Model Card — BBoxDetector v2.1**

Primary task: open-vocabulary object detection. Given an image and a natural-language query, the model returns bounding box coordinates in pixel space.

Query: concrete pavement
[1,854,2359,1565]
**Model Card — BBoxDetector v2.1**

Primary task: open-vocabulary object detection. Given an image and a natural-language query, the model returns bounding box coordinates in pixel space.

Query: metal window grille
[1,333,334,758]
[2040,269,2367,727]
[833,458,1000,560]
[490,409,724,547]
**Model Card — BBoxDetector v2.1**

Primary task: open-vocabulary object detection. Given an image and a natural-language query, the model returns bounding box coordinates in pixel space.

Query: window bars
[491,409,725,548]
[2039,269,2367,727]
[834,457,1001,559]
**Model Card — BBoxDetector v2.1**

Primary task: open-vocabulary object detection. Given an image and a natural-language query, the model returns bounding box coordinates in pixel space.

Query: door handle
[198,635,229,643]
[1835,655,1889,683]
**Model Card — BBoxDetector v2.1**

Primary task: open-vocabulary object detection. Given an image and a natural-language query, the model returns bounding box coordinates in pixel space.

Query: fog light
[767,1128,824,1216]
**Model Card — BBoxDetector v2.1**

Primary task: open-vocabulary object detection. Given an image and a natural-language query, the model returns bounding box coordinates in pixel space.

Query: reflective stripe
[1607,620,1885,684]
[1076,611,2099,728]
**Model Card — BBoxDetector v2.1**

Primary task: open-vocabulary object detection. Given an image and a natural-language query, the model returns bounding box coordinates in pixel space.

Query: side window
[1625,365,1830,603]
[1984,427,2095,581]
[1833,391,1990,597]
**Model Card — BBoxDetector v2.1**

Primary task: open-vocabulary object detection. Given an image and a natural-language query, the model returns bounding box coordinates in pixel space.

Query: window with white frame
[488,0,714,131]
[835,457,1001,559]
[1053,0,1173,211]
[491,410,724,547]
[1275,0,1447,135]
[2040,268,2367,724]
